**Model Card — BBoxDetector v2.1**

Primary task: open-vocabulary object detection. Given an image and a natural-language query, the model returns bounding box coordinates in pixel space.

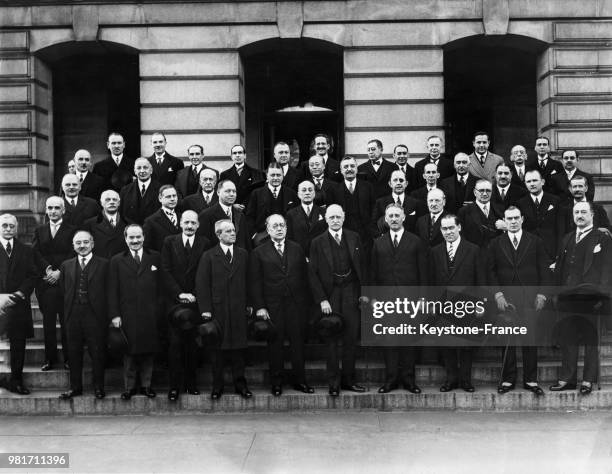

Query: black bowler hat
[315,312,345,339]
[248,318,277,342]
[110,169,133,190]
[107,326,129,355]
[197,319,222,346]
[168,303,201,330]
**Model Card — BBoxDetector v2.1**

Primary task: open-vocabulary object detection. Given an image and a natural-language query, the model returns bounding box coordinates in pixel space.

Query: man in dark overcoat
[195,219,252,400]
[109,224,160,400]
[0,214,38,395]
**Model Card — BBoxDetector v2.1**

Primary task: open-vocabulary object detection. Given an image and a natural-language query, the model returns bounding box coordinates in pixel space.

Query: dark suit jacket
[0,239,37,339]
[526,155,564,193]
[281,166,301,190]
[161,233,211,301]
[84,214,128,259]
[371,231,427,285]
[143,208,181,252]
[197,203,251,251]
[491,184,528,216]
[219,164,265,205]
[372,194,426,238]
[299,157,342,183]
[79,172,105,201]
[32,222,76,272]
[300,175,340,207]
[195,244,249,349]
[60,255,108,325]
[510,165,528,189]
[357,159,397,199]
[245,185,298,234]
[457,202,503,248]
[286,204,327,257]
[329,180,375,245]
[440,174,477,213]
[550,169,595,202]
[108,249,161,354]
[308,229,365,304]
[180,191,219,214]
[517,192,560,260]
[92,155,135,192]
[430,238,486,286]
[63,196,100,227]
[148,152,185,186]
[119,180,162,225]
[248,239,310,312]
[556,229,612,287]
[414,155,454,189]
[174,164,218,199]
[487,231,553,305]
[416,213,445,248]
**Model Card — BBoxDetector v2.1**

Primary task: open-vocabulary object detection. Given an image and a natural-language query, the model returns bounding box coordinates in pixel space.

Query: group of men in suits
[2,129,610,399]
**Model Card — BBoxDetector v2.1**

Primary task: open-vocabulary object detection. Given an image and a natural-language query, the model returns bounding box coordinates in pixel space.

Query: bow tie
[373,160,381,166]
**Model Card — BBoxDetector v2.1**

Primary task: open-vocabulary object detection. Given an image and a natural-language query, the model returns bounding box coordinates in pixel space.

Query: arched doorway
[240,38,343,167]
[35,41,140,191]
[444,35,547,157]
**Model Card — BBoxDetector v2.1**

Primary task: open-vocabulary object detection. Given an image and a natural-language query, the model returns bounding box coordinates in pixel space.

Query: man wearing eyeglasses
[457,179,504,248]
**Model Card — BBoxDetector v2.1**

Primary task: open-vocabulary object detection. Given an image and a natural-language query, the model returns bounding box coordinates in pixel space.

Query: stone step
[4,359,612,390]
[1,386,612,415]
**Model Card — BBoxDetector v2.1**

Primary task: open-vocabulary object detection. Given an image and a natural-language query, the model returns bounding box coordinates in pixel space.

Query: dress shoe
[168,389,179,402]
[271,385,282,396]
[59,389,82,400]
[497,383,514,394]
[41,361,54,372]
[461,382,475,393]
[549,381,577,391]
[523,384,544,396]
[378,383,398,394]
[579,382,593,395]
[121,388,138,400]
[210,389,223,400]
[140,387,156,398]
[341,383,366,393]
[329,386,340,397]
[404,383,422,394]
[292,383,314,394]
[186,388,200,395]
[8,383,30,395]
[235,387,253,399]
[439,382,458,392]
[94,389,105,399]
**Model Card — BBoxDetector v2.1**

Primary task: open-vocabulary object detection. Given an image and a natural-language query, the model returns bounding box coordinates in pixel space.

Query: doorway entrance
[241,38,343,167]
[444,35,547,158]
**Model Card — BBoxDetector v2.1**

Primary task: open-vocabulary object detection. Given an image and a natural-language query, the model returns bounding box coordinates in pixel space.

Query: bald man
[85,189,129,259]
[119,157,162,225]
[73,149,104,201]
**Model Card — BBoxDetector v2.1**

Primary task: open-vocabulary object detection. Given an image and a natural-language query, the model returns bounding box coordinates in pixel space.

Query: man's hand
[320,300,332,315]
[44,268,60,285]
[495,220,508,231]
[201,312,212,321]
[495,292,509,312]
[598,227,612,238]
[233,203,245,212]
[8,291,25,305]
[178,293,196,304]
[535,294,547,311]
[111,317,122,328]
[256,308,270,320]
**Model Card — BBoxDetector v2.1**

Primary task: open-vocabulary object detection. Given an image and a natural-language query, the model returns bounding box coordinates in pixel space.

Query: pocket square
[594,244,601,253]
[547,204,554,211]
[318,215,323,220]
[409,211,416,216]
[168,168,173,172]
[550,170,557,175]
[151,265,158,271]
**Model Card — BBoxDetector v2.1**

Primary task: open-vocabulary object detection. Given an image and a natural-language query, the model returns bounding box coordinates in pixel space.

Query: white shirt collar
[344,179,356,189]
[235,163,244,171]
[50,219,63,227]
[447,236,461,249]
[508,229,523,243]
[182,234,194,246]
[577,225,593,237]
[138,178,151,190]
[273,239,285,248]
[66,196,78,205]
[328,228,343,240]
[268,184,281,194]
[390,228,404,241]
[220,242,233,254]
[105,213,117,223]
[497,184,510,193]
[393,192,405,204]
[531,191,544,202]
[566,168,576,179]
[79,253,93,266]
[220,203,232,215]
[113,154,123,164]
[0,237,13,247]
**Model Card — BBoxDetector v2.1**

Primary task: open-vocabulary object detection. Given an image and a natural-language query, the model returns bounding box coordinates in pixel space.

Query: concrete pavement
[0,411,611,473]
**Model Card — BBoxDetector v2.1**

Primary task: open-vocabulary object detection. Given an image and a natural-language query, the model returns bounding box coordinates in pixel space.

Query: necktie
[70,198,76,207]
[272,187,278,199]
[5,241,11,257]
[157,157,162,166]
[51,223,58,238]
[534,198,540,209]
[168,212,177,226]
[396,196,401,206]
[334,232,341,246]
[512,235,519,250]
[539,159,545,170]
[459,176,465,186]
[204,194,210,205]
[133,251,140,265]
[276,242,283,257]
[447,242,455,262]
[79,173,84,183]
[480,155,486,167]
[347,181,354,194]
[483,205,489,217]
[141,184,146,197]
[236,167,243,177]
[315,179,322,191]
[429,215,436,240]
[80,257,86,269]
[225,248,232,263]
[305,205,311,217]
[393,234,399,248]
[576,231,582,243]
[518,168,524,182]
[500,188,506,199]
[109,217,115,228]
[185,239,191,252]
[193,167,199,180]
[225,207,231,219]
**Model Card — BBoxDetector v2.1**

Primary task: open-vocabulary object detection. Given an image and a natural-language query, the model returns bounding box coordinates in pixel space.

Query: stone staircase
[2,305,612,415]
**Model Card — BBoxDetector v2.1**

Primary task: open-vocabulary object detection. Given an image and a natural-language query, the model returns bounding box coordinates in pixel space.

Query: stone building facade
[1,0,611,233]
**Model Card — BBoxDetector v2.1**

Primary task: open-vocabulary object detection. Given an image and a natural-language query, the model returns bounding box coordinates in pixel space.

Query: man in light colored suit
[468,131,505,181]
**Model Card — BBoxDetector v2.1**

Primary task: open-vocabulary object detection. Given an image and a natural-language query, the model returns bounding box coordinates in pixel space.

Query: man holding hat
[161,210,211,402]
[108,224,161,400]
